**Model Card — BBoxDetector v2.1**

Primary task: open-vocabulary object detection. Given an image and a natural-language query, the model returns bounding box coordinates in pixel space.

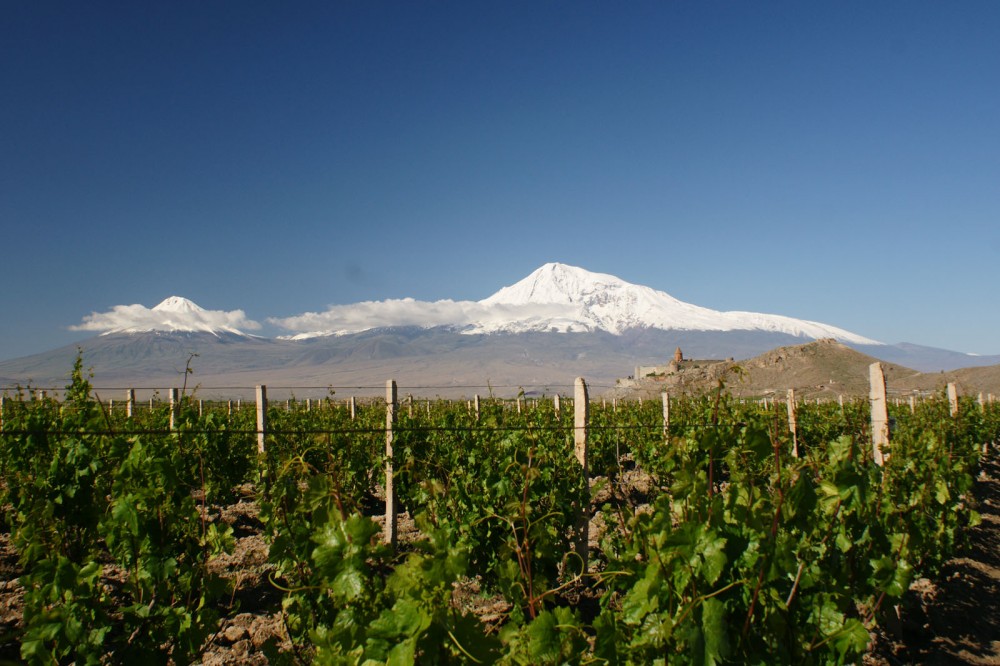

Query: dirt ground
[865,452,1000,665]
[1,454,998,664]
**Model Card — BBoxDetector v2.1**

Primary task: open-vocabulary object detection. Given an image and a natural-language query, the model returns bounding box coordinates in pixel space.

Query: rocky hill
[612,338,996,400]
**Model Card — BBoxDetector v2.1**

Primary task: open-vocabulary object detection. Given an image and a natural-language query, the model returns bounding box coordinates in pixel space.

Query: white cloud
[269,298,580,336]
[70,298,261,335]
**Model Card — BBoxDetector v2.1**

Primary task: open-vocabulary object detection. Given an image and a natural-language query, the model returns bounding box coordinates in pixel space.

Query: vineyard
[0,357,995,665]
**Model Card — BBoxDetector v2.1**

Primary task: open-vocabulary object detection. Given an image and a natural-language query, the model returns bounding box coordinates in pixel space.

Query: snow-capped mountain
[1,265,996,392]
[273,263,880,345]
[72,296,258,336]
[472,263,880,344]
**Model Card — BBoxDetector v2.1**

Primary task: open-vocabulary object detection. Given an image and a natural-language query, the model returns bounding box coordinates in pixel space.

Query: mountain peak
[472,263,710,335]
[72,296,258,337]
[152,296,206,314]
[264,262,880,344]
[469,263,880,344]
[482,263,633,307]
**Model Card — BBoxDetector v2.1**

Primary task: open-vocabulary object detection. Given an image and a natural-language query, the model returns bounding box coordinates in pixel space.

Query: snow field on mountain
[69,263,880,346]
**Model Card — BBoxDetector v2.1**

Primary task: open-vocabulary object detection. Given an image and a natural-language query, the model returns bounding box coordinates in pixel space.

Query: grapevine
[0,361,991,664]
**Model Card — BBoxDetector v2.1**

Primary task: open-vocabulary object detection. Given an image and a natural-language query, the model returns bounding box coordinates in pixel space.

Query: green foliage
[101,429,232,663]
[261,464,498,664]
[1,353,239,664]
[397,415,588,603]
[593,392,984,665]
[0,362,990,664]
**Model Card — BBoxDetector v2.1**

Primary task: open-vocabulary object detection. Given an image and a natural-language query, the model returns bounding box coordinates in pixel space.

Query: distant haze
[2,264,996,397]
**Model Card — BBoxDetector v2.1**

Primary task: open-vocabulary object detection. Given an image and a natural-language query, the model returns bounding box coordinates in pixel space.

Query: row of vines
[0,357,995,665]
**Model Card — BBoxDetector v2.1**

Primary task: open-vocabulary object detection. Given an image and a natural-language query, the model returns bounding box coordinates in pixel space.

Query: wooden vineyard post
[554,393,560,416]
[517,395,523,414]
[991,397,997,453]
[169,388,180,431]
[350,396,356,420]
[947,383,959,417]
[0,395,4,432]
[407,394,413,418]
[573,377,590,571]
[909,396,916,414]
[869,363,889,466]
[574,378,589,468]
[198,399,203,417]
[662,391,670,439]
[385,380,398,549]
[126,389,135,418]
[255,385,268,454]
[979,393,990,454]
[474,394,480,422]
[787,389,798,458]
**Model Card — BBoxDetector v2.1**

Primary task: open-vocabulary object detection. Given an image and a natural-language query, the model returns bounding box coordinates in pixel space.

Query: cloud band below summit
[269,299,582,338]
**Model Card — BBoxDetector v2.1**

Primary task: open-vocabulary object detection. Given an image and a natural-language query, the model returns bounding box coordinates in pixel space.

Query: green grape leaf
[701,597,730,666]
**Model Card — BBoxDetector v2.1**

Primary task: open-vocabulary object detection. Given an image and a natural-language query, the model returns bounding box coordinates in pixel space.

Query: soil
[864,452,1000,665]
[1,454,997,664]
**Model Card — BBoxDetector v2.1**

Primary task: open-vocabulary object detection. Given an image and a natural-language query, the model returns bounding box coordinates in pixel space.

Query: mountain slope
[851,342,1000,374]
[615,338,934,399]
[1,264,995,394]
[272,263,881,344]
[2,328,997,399]
[469,263,880,344]
[731,339,918,395]
[892,362,1000,398]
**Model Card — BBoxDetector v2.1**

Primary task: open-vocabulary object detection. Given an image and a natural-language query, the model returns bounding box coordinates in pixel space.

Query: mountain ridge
[453,262,883,342]
[64,263,885,346]
[279,263,883,343]
[2,263,997,393]
[2,328,998,400]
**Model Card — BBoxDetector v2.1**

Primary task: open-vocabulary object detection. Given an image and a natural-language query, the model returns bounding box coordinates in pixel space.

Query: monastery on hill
[633,347,731,380]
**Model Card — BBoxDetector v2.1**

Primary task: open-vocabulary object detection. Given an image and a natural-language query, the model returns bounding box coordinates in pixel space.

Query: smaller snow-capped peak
[139,296,246,335]
[152,296,207,315]
[72,296,260,337]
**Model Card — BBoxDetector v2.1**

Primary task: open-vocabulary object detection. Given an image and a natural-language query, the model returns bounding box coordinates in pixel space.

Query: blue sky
[2,1,998,359]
